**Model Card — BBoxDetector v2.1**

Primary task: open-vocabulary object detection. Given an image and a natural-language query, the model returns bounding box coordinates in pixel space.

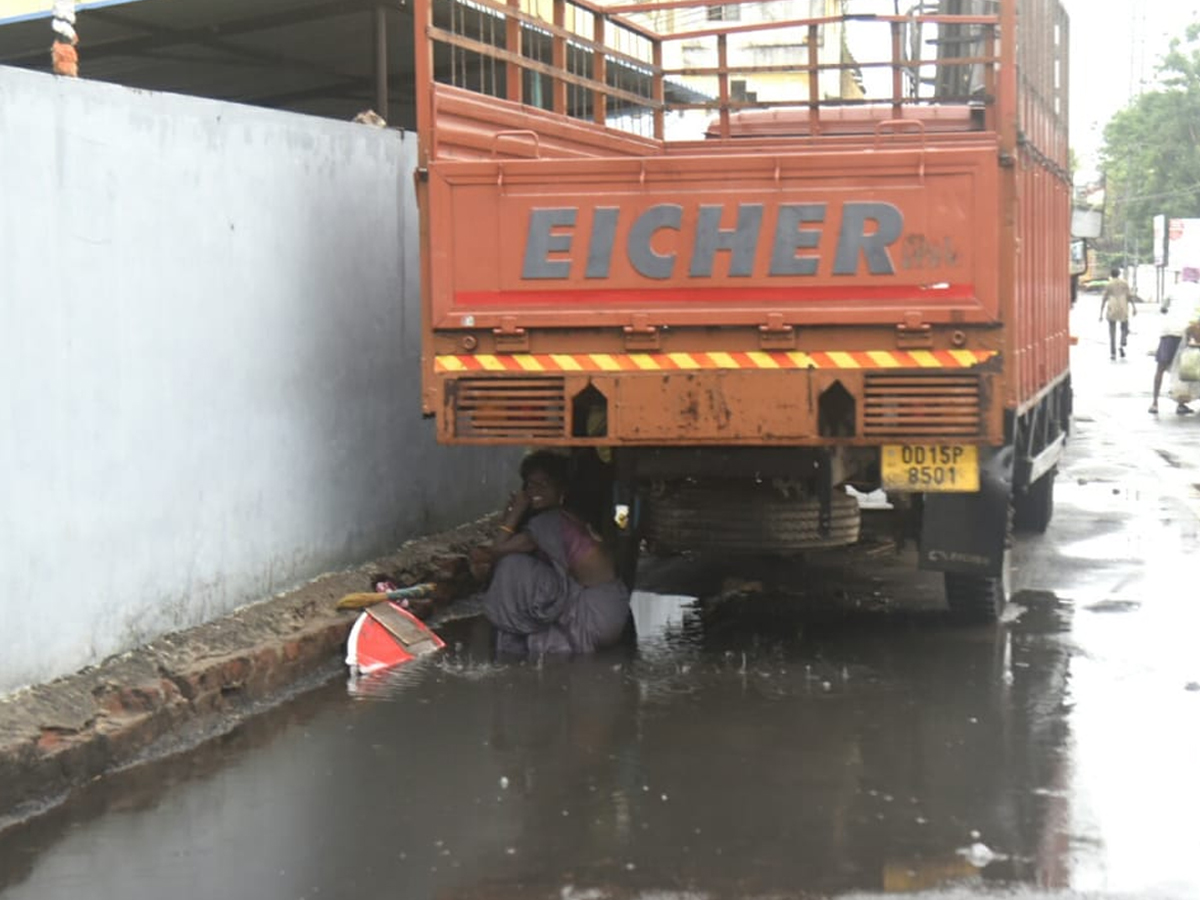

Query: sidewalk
[0,517,495,833]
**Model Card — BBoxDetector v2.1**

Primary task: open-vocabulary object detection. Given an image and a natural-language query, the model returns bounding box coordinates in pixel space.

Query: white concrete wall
[0,66,519,695]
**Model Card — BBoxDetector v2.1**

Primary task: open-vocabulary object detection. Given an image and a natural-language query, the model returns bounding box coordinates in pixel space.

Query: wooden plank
[366,603,441,655]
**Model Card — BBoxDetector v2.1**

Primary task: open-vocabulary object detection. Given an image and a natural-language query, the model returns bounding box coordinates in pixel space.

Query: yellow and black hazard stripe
[434,349,996,374]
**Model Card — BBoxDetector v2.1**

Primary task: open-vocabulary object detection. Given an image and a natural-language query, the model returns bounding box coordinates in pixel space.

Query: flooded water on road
[0,580,1082,900]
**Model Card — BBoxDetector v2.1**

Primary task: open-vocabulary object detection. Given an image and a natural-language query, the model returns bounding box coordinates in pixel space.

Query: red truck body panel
[414,0,1070,448]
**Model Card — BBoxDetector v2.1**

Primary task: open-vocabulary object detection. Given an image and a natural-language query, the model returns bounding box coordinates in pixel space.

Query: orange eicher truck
[414,0,1071,622]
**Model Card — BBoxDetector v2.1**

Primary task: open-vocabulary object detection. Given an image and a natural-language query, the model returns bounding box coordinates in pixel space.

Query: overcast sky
[1064,0,1200,173]
[843,2,1200,177]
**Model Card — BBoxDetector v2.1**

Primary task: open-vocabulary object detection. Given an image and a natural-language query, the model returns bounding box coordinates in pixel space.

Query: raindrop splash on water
[956,831,1009,868]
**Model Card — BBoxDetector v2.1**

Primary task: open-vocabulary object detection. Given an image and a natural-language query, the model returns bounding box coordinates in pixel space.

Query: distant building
[590,0,858,139]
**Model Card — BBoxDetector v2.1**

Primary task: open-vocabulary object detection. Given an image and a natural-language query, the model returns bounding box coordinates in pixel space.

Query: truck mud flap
[919,448,1013,578]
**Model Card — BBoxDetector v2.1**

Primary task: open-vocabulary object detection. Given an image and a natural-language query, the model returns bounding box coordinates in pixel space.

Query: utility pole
[1121,0,1147,288]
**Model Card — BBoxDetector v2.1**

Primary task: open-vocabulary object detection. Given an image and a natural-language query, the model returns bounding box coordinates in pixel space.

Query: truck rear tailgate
[426,144,1001,331]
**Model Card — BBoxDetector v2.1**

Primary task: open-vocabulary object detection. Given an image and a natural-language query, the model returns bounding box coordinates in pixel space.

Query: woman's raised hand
[507,489,532,517]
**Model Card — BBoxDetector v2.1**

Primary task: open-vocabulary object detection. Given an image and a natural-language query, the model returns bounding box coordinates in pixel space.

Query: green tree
[1098,23,1200,269]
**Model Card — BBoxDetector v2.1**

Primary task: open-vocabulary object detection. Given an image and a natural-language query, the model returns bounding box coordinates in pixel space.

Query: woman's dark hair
[520,450,570,489]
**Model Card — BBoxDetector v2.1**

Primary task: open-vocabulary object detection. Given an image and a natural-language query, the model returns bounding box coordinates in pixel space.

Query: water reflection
[0,590,1078,900]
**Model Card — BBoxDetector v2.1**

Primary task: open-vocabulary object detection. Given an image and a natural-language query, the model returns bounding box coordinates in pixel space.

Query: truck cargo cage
[416,0,1038,143]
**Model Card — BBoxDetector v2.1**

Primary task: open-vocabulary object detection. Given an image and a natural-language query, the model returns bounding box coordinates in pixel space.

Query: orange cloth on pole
[51,41,78,77]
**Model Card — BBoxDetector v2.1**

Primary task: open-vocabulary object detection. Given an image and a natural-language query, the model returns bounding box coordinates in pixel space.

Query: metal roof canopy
[0,0,417,125]
[0,0,705,127]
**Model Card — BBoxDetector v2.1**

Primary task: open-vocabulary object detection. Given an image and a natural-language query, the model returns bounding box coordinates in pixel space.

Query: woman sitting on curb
[471,451,631,658]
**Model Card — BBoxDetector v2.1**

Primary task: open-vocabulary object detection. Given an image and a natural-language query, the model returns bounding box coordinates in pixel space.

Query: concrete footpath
[0,518,495,833]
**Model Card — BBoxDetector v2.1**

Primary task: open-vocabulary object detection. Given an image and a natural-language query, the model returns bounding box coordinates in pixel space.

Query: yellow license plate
[881,443,979,492]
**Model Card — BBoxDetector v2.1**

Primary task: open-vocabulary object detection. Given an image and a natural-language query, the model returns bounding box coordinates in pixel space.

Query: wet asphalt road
[1,305,1198,900]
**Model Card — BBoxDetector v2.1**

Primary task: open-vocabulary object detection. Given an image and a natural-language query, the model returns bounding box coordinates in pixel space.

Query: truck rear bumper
[433,357,1002,445]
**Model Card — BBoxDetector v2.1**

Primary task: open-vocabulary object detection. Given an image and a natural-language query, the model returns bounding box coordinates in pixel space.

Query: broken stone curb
[0,517,496,833]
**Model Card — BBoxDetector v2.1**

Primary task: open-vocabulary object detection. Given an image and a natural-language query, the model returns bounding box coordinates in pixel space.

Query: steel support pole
[374,4,389,118]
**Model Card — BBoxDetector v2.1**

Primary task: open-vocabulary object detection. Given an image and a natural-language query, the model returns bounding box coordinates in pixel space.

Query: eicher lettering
[522,201,904,280]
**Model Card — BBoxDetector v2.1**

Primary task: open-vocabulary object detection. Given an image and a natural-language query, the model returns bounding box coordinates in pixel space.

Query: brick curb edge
[0,517,495,832]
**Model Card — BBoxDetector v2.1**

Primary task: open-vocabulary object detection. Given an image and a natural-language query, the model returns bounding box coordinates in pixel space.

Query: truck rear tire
[643,483,860,554]
[1013,470,1055,534]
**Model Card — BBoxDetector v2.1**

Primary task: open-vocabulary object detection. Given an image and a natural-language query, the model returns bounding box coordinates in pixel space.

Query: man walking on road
[1149,267,1200,415]
[1099,266,1134,360]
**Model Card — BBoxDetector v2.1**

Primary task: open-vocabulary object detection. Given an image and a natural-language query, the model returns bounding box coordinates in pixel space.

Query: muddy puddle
[0,579,1089,900]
